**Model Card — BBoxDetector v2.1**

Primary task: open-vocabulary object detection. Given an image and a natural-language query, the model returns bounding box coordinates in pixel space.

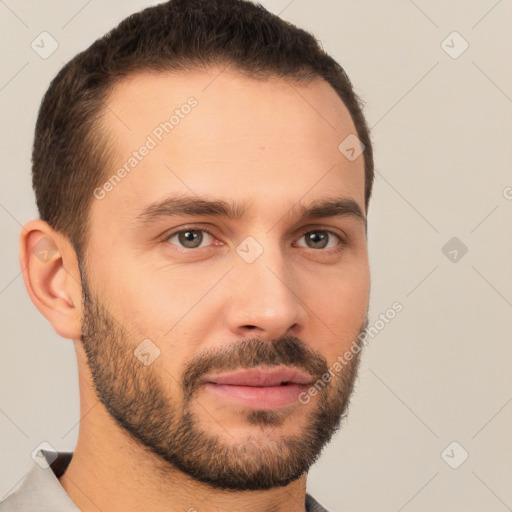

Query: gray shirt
[0,449,330,512]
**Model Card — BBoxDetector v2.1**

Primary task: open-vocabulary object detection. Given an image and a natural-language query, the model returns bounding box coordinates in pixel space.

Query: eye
[165,229,216,249]
[162,227,343,251]
[295,230,342,250]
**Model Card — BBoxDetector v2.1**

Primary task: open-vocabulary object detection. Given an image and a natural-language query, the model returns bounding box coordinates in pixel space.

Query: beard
[79,266,367,491]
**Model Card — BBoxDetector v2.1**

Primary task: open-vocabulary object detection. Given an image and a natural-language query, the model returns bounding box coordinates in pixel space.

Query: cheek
[96,263,223,368]
[306,257,370,341]
[95,252,205,321]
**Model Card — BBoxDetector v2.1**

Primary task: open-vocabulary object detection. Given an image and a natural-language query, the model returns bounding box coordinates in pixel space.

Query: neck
[59,428,308,512]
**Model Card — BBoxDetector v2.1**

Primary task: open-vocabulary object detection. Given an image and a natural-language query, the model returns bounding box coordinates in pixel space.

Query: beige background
[1,1,511,511]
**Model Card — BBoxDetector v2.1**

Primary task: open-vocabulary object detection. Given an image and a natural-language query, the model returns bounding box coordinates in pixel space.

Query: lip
[202,367,314,410]
[205,367,314,387]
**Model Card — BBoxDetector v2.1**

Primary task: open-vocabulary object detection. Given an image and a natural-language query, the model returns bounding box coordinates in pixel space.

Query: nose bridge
[226,235,308,338]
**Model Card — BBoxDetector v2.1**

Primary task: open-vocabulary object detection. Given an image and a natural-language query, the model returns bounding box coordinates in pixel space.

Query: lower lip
[204,382,308,409]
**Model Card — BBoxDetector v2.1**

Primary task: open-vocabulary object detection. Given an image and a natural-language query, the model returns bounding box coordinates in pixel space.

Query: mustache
[181,335,329,401]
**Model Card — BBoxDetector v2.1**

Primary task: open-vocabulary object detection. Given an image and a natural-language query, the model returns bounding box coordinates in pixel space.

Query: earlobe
[19,219,83,340]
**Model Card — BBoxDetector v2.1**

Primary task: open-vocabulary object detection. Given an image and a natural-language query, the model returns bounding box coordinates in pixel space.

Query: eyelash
[162,227,345,252]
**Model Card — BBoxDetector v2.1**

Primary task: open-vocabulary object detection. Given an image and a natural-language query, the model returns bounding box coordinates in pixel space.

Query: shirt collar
[1,449,78,512]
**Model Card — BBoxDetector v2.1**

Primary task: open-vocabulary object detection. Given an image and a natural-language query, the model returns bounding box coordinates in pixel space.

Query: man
[1,0,373,511]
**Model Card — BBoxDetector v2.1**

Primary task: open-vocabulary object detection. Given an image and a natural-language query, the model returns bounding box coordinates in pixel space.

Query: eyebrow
[132,195,365,227]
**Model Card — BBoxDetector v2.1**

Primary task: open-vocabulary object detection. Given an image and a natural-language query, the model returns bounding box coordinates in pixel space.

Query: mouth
[203,367,314,410]
[205,366,314,387]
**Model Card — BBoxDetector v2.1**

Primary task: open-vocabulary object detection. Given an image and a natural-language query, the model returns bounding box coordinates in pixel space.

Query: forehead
[104,67,355,138]
[93,68,364,228]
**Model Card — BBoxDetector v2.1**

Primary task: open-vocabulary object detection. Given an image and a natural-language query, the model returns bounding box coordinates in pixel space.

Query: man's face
[80,68,370,490]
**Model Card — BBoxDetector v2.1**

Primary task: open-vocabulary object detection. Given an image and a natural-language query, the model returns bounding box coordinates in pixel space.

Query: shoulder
[306,492,331,512]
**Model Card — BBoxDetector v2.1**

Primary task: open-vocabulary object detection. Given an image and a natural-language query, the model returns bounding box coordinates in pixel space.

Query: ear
[19,219,83,340]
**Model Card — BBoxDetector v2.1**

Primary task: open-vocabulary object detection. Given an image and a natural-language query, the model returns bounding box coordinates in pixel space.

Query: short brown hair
[32,0,374,261]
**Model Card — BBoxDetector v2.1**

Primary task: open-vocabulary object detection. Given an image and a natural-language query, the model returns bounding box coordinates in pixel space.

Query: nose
[224,245,308,340]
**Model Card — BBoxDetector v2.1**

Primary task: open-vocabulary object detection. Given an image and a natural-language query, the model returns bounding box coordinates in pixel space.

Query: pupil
[180,230,202,248]
[308,232,327,249]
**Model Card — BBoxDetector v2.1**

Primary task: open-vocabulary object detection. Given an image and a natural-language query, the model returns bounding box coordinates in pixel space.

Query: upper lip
[205,367,314,387]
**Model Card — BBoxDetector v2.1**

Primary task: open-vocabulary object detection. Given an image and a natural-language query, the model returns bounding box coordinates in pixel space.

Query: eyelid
[162,226,219,248]
[293,222,347,240]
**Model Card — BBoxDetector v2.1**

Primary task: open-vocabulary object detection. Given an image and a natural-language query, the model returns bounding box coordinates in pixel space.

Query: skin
[20,67,370,512]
